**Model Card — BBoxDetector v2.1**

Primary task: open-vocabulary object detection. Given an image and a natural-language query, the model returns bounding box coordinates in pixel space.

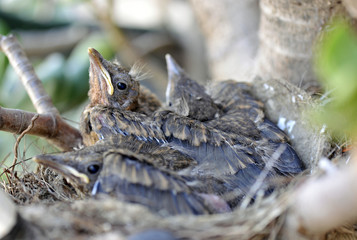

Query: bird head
[33,145,106,192]
[165,54,220,121]
[87,48,140,110]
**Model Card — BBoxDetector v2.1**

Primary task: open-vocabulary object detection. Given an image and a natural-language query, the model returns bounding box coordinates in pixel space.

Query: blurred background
[0,0,210,171]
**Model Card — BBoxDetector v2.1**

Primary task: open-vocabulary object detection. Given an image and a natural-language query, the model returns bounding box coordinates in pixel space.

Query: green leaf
[315,19,357,138]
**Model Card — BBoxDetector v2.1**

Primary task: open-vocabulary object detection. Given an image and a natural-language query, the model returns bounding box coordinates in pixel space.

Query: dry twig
[0,34,82,151]
[11,114,39,173]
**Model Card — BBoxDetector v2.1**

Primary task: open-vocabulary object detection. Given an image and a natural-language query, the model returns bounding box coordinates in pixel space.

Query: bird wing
[87,106,167,143]
[209,80,304,173]
[256,141,305,175]
[153,110,259,176]
[93,151,214,215]
[100,135,197,171]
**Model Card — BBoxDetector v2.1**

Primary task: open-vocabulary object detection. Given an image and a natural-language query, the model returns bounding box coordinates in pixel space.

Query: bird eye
[117,82,127,90]
[168,102,172,107]
[87,164,100,174]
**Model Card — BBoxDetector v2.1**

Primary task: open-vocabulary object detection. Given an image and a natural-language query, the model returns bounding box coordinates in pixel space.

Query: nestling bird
[78,49,300,205]
[33,135,230,215]
[81,49,260,179]
[80,48,162,146]
[87,105,261,178]
[164,54,305,176]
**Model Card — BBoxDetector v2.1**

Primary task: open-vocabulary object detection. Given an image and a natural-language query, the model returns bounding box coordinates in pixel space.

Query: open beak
[88,48,114,95]
[33,156,90,185]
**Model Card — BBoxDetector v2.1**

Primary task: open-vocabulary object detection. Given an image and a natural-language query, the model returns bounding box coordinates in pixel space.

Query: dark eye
[87,164,100,174]
[168,102,172,107]
[117,82,127,90]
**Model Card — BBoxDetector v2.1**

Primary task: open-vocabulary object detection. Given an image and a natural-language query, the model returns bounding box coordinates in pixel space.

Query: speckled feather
[87,105,258,176]
[33,136,228,215]
[95,150,215,215]
[164,55,304,176]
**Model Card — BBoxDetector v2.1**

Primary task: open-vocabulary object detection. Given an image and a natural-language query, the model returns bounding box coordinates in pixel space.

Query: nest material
[1,78,357,239]
[1,167,81,205]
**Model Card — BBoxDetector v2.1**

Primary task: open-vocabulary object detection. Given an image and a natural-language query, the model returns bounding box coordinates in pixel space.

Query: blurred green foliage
[315,19,357,139]
[0,33,114,112]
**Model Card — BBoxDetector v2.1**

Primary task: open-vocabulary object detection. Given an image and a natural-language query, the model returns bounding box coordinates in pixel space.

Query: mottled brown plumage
[165,55,220,121]
[77,50,295,204]
[164,55,304,176]
[87,105,259,177]
[33,135,230,215]
[80,49,259,178]
[80,48,162,146]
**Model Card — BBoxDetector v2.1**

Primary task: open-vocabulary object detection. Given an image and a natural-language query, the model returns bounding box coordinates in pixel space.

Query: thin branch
[0,34,57,114]
[12,114,39,173]
[0,106,82,151]
[0,34,83,151]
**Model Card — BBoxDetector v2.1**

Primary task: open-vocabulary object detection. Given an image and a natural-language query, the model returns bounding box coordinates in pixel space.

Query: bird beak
[88,48,114,95]
[165,54,184,104]
[33,155,90,185]
[165,54,185,83]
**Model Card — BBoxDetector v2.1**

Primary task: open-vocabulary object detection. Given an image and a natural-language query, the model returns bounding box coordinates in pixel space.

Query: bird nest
[1,77,356,240]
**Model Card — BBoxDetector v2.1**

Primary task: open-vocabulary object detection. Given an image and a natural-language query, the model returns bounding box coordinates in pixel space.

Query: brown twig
[0,106,82,151]
[0,34,57,114]
[11,114,39,173]
[0,34,83,150]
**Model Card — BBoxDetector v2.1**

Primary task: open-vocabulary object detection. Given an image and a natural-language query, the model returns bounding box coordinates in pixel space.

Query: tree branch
[0,34,82,151]
[0,106,82,151]
[0,34,57,114]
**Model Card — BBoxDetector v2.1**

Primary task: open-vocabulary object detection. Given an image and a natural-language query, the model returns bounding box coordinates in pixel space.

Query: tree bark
[256,0,346,90]
[0,107,82,151]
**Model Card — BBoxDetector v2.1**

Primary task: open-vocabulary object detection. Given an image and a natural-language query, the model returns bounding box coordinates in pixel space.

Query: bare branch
[0,34,58,114]
[0,107,82,151]
[0,34,83,150]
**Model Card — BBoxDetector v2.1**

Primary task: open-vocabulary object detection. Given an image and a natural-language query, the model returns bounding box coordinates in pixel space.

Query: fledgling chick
[81,50,259,179]
[33,135,230,215]
[78,50,287,202]
[164,54,305,176]
[80,48,162,146]
[165,55,221,122]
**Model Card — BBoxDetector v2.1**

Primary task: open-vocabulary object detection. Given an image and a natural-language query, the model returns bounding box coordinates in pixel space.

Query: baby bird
[81,49,259,179]
[78,50,296,204]
[33,135,230,215]
[164,54,305,176]
[80,48,162,146]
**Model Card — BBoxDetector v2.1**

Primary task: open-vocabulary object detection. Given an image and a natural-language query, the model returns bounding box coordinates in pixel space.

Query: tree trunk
[191,0,348,90]
[256,0,346,90]
[190,0,260,81]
